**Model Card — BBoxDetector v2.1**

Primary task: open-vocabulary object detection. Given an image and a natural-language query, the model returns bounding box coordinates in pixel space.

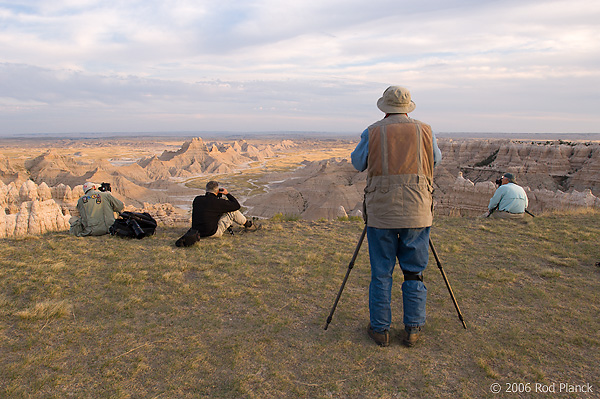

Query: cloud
[0,0,599,135]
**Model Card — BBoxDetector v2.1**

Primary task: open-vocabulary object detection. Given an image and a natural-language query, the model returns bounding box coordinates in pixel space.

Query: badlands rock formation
[1,137,288,207]
[431,138,600,215]
[242,139,600,220]
[439,172,600,216]
[2,136,600,237]
[0,179,192,238]
[0,181,71,238]
[0,137,293,237]
[435,139,600,196]
[245,158,365,221]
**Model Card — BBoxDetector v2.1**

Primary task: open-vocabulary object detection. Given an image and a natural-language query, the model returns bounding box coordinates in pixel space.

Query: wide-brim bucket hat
[377,86,416,114]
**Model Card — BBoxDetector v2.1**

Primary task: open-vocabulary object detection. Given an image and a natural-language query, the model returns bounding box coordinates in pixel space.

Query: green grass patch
[272,212,302,222]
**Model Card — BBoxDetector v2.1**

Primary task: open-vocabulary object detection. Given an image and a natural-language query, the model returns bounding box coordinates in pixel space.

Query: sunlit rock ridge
[2,137,600,237]
[0,137,293,238]
[245,138,600,219]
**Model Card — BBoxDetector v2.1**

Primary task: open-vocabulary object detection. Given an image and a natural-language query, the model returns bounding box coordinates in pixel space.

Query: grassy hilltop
[1,212,599,398]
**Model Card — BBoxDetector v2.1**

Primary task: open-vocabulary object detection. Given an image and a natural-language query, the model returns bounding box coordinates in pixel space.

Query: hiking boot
[175,229,200,247]
[403,326,422,347]
[367,323,390,347]
[243,218,262,231]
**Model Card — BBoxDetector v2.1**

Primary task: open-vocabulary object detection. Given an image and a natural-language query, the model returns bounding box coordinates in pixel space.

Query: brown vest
[365,114,434,228]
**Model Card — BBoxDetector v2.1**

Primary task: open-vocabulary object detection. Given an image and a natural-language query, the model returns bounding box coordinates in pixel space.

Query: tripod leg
[525,209,535,217]
[324,225,368,330]
[429,239,467,329]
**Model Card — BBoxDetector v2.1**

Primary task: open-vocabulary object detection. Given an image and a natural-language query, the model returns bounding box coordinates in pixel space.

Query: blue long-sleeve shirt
[351,127,442,172]
[488,183,528,213]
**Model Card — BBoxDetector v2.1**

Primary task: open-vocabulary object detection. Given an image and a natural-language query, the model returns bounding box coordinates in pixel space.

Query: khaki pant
[211,211,247,237]
[491,211,524,219]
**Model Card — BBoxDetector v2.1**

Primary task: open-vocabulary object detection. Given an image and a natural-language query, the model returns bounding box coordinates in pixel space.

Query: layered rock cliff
[0,180,72,238]
[0,137,292,237]
[1,137,289,209]
[435,139,600,196]
[242,139,600,220]
[0,179,190,238]
[439,172,600,216]
[244,158,365,221]
[2,137,600,237]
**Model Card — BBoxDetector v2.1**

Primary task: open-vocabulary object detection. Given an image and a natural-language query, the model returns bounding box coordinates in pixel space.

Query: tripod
[323,225,367,330]
[324,225,467,330]
[429,239,467,329]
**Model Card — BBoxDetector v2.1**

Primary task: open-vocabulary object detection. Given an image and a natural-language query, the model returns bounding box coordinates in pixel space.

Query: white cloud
[0,0,599,135]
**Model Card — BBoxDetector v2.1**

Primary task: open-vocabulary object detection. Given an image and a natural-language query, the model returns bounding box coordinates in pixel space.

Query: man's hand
[219,188,229,195]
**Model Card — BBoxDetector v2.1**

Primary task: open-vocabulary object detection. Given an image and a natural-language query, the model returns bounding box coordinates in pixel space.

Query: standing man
[351,86,442,347]
[176,181,254,247]
[70,182,124,236]
[487,172,528,218]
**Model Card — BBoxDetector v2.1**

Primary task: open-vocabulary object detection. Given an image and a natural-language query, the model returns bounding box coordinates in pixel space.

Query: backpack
[110,211,157,239]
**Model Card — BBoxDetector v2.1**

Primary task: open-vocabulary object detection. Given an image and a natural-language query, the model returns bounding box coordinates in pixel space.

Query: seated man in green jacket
[70,182,124,236]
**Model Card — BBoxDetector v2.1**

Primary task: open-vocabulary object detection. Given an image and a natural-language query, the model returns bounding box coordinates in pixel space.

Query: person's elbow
[433,150,442,167]
[350,153,366,172]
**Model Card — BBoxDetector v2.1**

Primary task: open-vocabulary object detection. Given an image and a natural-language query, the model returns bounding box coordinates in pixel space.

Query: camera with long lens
[495,178,503,186]
[98,182,112,192]
[127,218,145,239]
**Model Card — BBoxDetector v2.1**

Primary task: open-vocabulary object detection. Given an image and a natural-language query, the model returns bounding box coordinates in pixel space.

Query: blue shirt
[488,183,528,213]
[351,127,442,172]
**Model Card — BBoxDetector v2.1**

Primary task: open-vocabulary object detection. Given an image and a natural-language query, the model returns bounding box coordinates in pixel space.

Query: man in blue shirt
[487,173,528,218]
[350,86,442,347]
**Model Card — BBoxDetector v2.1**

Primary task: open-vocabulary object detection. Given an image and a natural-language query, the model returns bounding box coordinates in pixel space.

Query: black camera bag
[110,211,157,239]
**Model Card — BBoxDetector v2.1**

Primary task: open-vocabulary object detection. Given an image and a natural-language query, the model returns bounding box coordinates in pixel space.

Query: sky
[0,0,599,136]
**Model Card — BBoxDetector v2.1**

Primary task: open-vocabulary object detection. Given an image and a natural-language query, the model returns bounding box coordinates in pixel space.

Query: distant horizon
[2,130,600,142]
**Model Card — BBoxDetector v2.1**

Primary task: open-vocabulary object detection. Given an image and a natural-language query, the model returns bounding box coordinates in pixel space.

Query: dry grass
[14,300,73,320]
[0,212,599,398]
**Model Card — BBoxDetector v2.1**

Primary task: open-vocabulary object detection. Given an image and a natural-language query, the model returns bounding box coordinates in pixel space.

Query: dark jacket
[191,192,241,237]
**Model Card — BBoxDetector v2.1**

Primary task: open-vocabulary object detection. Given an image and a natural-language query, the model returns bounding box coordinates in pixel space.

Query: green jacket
[71,189,124,236]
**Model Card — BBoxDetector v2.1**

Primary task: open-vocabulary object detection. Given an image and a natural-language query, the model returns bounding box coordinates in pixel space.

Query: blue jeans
[367,226,430,332]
